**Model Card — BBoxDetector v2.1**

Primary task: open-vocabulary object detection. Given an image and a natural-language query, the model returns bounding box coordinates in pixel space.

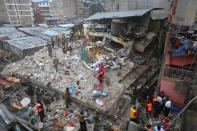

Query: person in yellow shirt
[130,106,138,123]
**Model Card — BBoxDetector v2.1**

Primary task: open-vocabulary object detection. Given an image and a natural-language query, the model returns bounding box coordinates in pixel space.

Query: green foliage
[89,3,105,15]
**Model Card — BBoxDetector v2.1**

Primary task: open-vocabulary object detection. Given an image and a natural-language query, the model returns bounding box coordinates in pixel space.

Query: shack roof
[86,8,153,21]
[58,24,75,29]
[31,0,48,2]
[5,37,47,50]
[0,27,17,34]
[43,27,71,36]
[18,27,51,41]
[0,27,27,40]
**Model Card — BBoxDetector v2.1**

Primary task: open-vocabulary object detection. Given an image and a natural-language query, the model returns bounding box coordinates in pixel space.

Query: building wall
[0,0,9,23]
[0,0,34,25]
[51,0,83,21]
[172,0,197,26]
[105,0,171,12]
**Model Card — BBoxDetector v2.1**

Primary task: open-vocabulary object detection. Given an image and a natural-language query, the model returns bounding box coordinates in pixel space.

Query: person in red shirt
[36,100,45,122]
[163,117,170,131]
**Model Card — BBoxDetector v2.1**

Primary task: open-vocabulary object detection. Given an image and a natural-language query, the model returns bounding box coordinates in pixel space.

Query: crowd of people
[130,84,173,131]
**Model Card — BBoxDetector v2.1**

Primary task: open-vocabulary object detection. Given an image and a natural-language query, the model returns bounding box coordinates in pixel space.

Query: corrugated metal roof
[0,32,27,40]
[31,0,48,2]
[5,37,47,50]
[0,27,17,34]
[18,27,51,41]
[86,8,153,21]
[58,24,75,29]
[42,27,71,36]
[0,27,27,40]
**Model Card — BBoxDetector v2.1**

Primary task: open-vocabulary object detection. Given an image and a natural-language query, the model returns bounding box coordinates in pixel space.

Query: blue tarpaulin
[172,43,189,56]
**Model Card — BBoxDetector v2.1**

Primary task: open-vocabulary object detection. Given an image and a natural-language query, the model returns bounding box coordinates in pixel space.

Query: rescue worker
[47,42,52,57]
[36,100,45,122]
[51,37,55,48]
[77,30,81,40]
[61,35,65,50]
[63,36,68,54]
[154,125,164,131]
[146,102,152,118]
[53,57,59,72]
[97,71,104,84]
[75,110,87,131]
[93,109,100,131]
[64,88,70,108]
[70,31,74,42]
[153,98,161,118]
[163,117,170,131]
[130,106,138,123]
[159,90,165,98]
[144,124,152,131]
[55,36,60,47]
[164,99,172,117]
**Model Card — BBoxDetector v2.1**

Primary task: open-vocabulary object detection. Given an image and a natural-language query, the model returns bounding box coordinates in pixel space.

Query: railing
[164,66,193,81]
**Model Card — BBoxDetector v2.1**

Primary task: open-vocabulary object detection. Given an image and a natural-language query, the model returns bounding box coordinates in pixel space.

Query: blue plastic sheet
[172,43,189,56]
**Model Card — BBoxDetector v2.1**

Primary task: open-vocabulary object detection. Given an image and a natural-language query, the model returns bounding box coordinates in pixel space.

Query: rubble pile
[2,46,125,113]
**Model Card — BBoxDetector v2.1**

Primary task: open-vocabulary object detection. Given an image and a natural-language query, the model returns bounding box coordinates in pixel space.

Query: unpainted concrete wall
[0,1,9,23]
[51,0,83,21]
[105,0,171,13]
[172,0,197,26]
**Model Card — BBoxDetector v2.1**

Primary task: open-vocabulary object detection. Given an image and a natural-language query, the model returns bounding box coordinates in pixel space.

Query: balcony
[164,66,193,82]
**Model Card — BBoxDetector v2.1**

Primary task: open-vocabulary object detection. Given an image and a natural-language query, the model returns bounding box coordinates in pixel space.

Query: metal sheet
[5,37,47,50]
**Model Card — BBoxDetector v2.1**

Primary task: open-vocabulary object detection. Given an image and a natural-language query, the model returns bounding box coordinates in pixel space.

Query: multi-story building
[0,0,34,25]
[51,0,83,21]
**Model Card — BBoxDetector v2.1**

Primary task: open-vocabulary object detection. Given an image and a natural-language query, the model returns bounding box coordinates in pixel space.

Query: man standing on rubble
[53,57,59,72]
[64,88,70,108]
[164,98,172,117]
[75,110,87,131]
[51,37,55,48]
[36,100,45,122]
[63,36,68,54]
[153,98,161,118]
[93,109,100,131]
[47,42,52,57]
[130,106,138,123]
[146,102,152,118]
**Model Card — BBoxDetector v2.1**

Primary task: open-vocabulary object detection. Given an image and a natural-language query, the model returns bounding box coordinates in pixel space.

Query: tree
[83,0,105,15]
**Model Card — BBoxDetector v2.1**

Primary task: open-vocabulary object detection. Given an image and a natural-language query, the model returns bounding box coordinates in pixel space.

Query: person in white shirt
[164,99,172,117]
[157,96,163,105]
[154,125,165,131]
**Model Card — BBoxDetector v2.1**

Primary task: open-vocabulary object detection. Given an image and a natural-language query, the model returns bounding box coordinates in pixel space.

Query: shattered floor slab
[2,47,126,114]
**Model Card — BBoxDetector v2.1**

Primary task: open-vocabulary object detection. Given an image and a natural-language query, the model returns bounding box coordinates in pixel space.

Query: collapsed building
[0,8,170,130]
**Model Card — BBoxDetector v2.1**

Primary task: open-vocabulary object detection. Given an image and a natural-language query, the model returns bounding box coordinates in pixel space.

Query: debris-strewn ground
[0,49,20,72]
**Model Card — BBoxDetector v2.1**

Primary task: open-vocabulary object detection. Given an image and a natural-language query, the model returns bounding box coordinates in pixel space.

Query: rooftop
[86,8,153,21]
[5,37,47,50]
